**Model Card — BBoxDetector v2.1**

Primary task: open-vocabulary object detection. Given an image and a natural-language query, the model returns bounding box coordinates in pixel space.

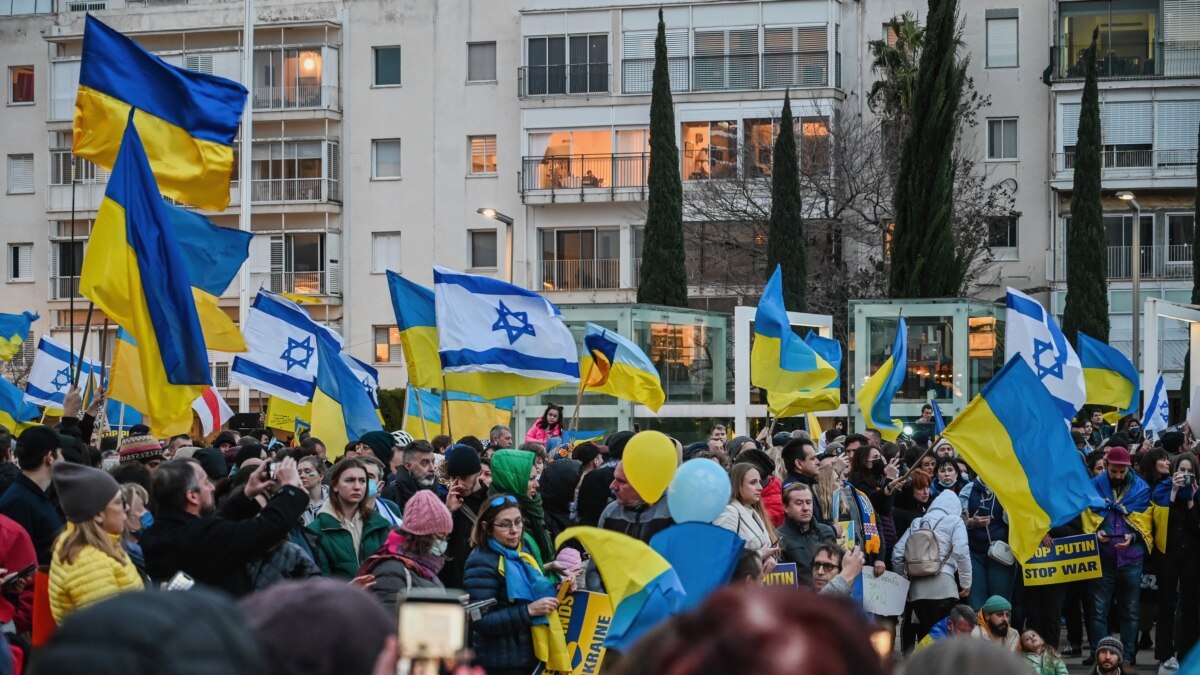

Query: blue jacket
[966,479,1007,554]
[0,473,63,565]
[463,545,536,672]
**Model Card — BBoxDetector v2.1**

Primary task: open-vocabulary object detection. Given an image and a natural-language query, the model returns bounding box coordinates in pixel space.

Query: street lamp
[476,207,515,283]
[1117,191,1142,371]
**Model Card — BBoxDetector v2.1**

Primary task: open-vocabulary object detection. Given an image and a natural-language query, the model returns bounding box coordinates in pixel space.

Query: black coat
[382,466,430,511]
[463,546,536,672]
[440,487,486,590]
[0,473,64,565]
[777,518,836,586]
[141,485,308,597]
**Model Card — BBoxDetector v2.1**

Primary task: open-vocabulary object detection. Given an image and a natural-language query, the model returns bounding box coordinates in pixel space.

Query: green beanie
[981,595,1011,613]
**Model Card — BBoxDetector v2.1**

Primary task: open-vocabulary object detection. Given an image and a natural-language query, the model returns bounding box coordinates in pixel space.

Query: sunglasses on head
[489,494,518,508]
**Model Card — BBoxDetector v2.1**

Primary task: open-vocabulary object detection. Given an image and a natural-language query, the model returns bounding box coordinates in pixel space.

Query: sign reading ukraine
[1022,534,1102,587]
[535,592,614,675]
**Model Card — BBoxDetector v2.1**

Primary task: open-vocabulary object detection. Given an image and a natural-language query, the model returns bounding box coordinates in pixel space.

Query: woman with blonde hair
[49,463,144,623]
[813,464,841,525]
[714,463,778,568]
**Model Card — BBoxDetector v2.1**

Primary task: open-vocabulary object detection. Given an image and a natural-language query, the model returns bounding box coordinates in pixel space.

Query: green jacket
[306,508,391,579]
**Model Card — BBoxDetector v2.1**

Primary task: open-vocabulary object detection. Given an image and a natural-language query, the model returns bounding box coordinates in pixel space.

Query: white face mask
[430,538,449,557]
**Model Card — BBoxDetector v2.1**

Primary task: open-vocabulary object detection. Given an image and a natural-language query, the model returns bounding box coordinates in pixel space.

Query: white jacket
[713,501,773,552]
[892,488,972,588]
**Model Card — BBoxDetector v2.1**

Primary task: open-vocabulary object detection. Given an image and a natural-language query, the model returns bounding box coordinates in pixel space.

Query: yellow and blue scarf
[489,539,570,671]
[1082,472,1152,546]
[852,486,881,555]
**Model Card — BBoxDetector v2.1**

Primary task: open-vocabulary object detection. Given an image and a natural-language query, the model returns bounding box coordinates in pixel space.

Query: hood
[539,459,581,511]
[489,449,536,496]
[927,486,961,518]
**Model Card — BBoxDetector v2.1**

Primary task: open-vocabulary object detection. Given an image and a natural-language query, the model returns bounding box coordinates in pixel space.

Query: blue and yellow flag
[556,527,685,652]
[1078,332,1139,417]
[79,120,213,436]
[74,16,247,211]
[446,390,514,440]
[403,386,443,441]
[855,316,907,442]
[752,266,837,394]
[0,377,39,434]
[0,312,37,361]
[582,323,665,412]
[310,328,384,459]
[767,332,842,417]
[941,356,1104,562]
[386,272,443,390]
[166,206,251,352]
[265,395,312,434]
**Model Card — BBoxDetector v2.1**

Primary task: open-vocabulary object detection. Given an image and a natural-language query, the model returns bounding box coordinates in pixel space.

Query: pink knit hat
[401,490,453,536]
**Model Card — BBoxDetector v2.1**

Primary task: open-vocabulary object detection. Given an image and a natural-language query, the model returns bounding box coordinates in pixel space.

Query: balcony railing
[50,276,81,301]
[252,84,337,110]
[269,271,326,295]
[540,259,620,291]
[233,178,341,204]
[1050,41,1200,81]
[1053,149,1197,180]
[1107,245,1193,279]
[621,51,830,94]
[520,153,649,198]
[518,64,610,97]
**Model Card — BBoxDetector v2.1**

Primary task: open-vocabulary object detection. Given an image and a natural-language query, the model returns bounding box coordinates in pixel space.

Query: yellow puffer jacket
[49,532,144,624]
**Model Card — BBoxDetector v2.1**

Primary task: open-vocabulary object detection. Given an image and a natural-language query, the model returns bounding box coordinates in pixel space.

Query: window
[1058,0,1158,78]
[682,121,738,180]
[987,216,1018,249]
[469,135,497,175]
[373,46,401,86]
[212,363,230,389]
[251,139,339,202]
[1167,214,1194,262]
[252,46,337,110]
[987,118,1018,160]
[469,230,498,269]
[284,233,326,294]
[763,26,828,89]
[985,12,1018,68]
[525,35,607,96]
[7,154,32,194]
[374,326,403,364]
[373,139,401,179]
[540,228,619,290]
[50,240,83,299]
[693,28,759,91]
[9,66,33,104]
[7,243,32,282]
[467,42,497,82]
[371,232,402,273]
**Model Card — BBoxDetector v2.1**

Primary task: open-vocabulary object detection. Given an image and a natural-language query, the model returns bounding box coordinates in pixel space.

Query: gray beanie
[53,462,121,523]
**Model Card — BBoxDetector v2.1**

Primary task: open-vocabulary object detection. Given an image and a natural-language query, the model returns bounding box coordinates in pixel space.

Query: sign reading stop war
[1022,534,1102,586]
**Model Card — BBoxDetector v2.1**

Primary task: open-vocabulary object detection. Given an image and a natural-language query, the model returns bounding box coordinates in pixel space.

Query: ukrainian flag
[0,378,39,434]
[310,328,384,460]
[855,316,907,442]
[941,356,1104,562]
[0,312,37,361]
[767,332,842,417]
[556,526,685,652]
[403,386,443,440]
[74,16,247,211]
[79,120,213,436]
[446,391,514,439]
[386,272,443,390]
[265,395,312,434]
[166,206,251,353]
[1078,332,1139,417]
[752,266,837,395]
[582,323,665,412]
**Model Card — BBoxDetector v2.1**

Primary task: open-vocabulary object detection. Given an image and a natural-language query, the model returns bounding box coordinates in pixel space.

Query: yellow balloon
[621,430,678,504]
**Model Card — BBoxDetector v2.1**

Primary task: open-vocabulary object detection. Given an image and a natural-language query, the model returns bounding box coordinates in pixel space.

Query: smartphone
[1184,474,1196,486]
[13,563,35,579]
[267,462,277,480]
[165,571,195,591]
[399,589,466,661]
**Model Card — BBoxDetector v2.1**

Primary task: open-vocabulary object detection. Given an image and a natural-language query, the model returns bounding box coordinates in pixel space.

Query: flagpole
[69,154,77,358]
[440,375,453,439]
[236,0,255,416]
[413,387,431,440]
[117,402,126,443]
[569,360,595,440]
[71,303,95,387]
[94,319,110,432]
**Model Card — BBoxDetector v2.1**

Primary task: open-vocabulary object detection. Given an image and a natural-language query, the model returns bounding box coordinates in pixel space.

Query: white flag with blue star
[1004,287,1085,421]
[1141,372,1169,440]
[24,335,102,408]
[230,289,327,404]
[434,266,579,398]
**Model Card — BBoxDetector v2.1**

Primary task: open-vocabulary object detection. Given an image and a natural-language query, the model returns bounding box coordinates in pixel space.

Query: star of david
[50,366,71,391]
[362,377,375,398]
[492,300,536,345]
[1031,338,1064,380]
[280,336,315,371]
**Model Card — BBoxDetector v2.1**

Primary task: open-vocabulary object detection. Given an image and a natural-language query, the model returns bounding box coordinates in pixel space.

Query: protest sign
[535,591,614,675]
[1022,533,1102,587]
[861,571,909,616]
[763,562,799,588]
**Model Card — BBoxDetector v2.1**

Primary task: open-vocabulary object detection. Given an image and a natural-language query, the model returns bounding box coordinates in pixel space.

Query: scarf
[852,486,881,555]
[1084,472,1152,545]
[1150,477,1196,554]
[487,539,570,671]
[488,450,554,564]
[381,531,444,579]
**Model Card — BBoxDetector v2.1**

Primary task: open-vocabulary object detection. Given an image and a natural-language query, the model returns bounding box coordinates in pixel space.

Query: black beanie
[444,444,482,477]
[605,431,635,460]
[358,431,397,466]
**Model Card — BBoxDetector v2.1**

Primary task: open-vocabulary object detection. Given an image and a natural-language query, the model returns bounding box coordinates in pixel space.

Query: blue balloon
[667,458,731,523]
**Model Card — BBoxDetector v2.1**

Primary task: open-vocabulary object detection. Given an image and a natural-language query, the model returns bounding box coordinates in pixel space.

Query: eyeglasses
[489,495,518,508]
[493,518,523,531]
[812,562,841,574]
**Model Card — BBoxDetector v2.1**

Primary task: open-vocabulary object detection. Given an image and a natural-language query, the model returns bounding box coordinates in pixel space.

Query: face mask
[139,511,154,530]
[367,479,379,499]
[939,479,956,488]
[430,538,449,557]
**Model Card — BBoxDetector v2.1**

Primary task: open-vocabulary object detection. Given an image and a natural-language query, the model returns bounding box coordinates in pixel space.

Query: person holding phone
[48,462,144,623]
[1151,452,1200,671]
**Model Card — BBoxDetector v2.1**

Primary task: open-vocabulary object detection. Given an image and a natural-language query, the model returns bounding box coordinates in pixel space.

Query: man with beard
[141,457,308,597]
[381,440,436,510]
[971,595,1019,651]
[1091,637,1126,675]
[437,445,487,589]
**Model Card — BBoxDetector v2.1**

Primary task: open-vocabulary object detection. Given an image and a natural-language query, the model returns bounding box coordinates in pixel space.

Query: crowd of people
[0,390,1195,674]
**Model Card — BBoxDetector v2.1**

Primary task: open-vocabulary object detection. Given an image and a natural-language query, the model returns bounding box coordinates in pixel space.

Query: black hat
[1070,431,1087,447]
[444,444,482,477]
[734,448,776,480]
[772,431,793,448]
[1162,430,1185,454]
[15,426,63,465]
[605,431,635,460]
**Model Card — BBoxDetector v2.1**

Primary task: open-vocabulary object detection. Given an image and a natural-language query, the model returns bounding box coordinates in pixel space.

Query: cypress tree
[637,9,688,307]
[1061,28,1109,346]
[888,0,965,298]
[766,90,807,311]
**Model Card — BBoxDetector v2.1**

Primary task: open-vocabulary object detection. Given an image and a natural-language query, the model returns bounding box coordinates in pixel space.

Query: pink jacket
[525,421,562,445]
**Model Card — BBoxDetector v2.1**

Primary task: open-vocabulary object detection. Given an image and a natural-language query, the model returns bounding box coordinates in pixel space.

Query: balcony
[1052,149,1196,181]
[1107,245,1193,279]
[236,178,341,204]
[269,271,328,296]
[520,153,649,203]
[621,51,830,95]
[50,276,81,301]
[252,84,338,111]
[1049,42,1200,82]
[540,259,620,292]
[518,64,610,98]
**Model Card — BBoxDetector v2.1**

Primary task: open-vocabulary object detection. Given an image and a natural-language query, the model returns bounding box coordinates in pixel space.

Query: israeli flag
[230,290,326,404]
[346,354,380,408]
[1141,373,1169,440]
[1004,288,1085,421]
[24,335,101,408]
[434,266,579,395]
